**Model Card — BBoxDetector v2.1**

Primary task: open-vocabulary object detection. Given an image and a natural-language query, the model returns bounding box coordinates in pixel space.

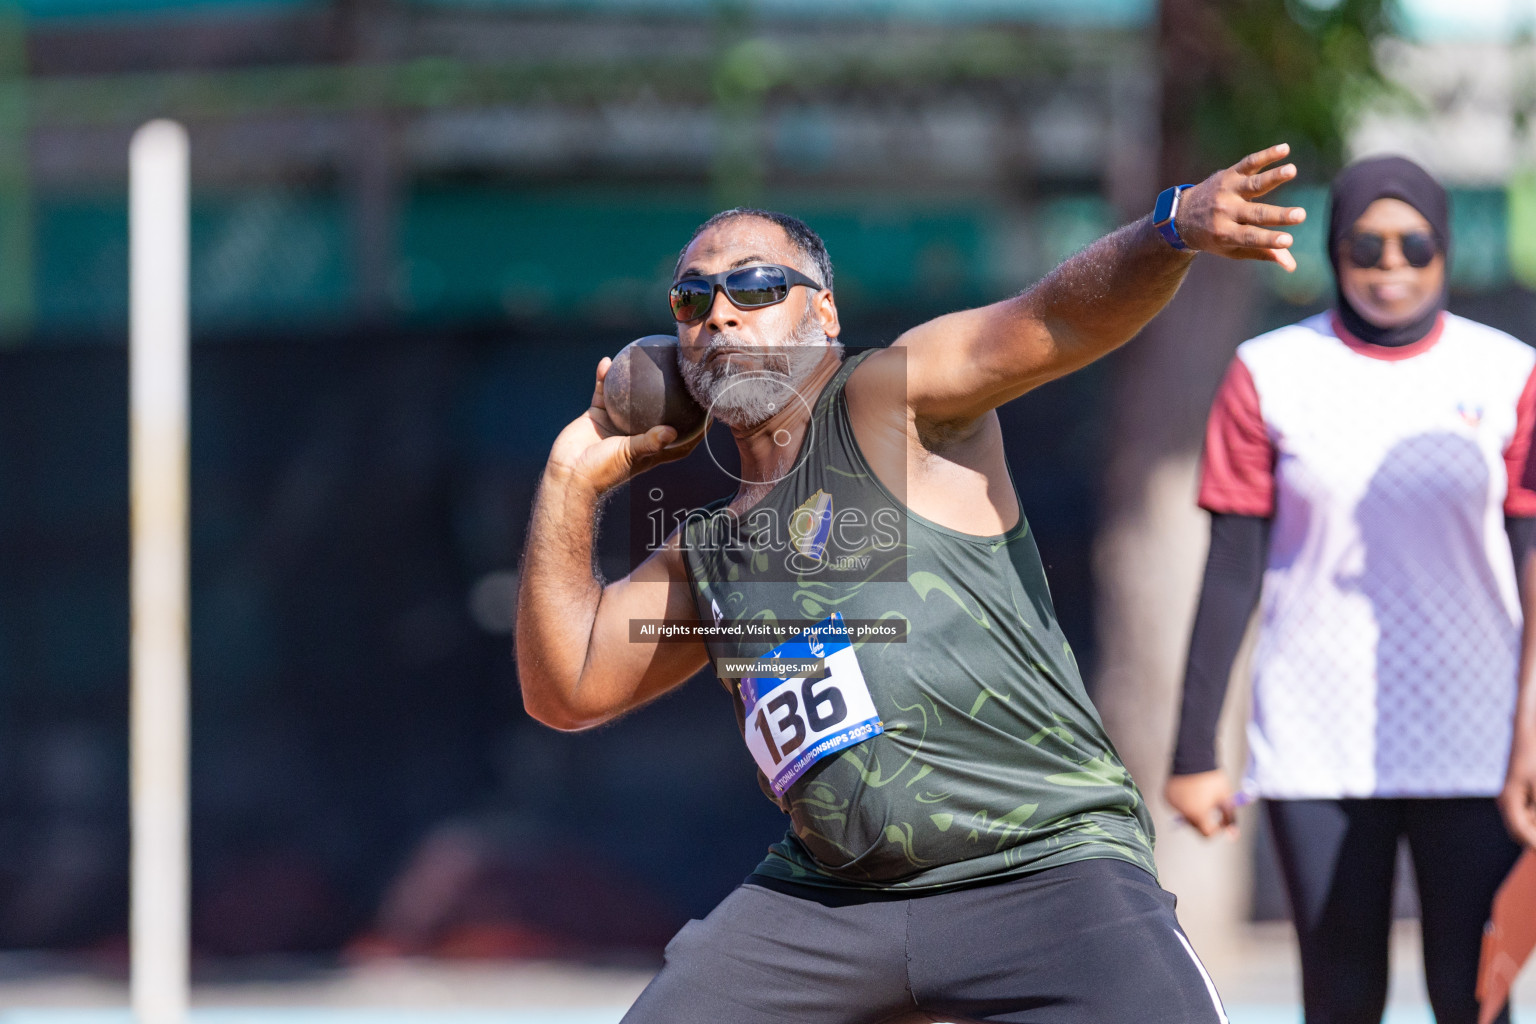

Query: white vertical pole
[129,118,190,1024]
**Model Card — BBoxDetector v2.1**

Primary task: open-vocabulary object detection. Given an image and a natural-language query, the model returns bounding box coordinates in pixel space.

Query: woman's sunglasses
[669,264,824,323]
[1345,231,1440,270]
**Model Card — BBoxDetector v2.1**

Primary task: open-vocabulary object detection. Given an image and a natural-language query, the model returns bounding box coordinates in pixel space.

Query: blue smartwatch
[1153,184,1196,251]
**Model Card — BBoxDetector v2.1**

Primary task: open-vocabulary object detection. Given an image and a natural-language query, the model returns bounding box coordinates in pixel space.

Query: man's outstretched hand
[1174,143,1308,272]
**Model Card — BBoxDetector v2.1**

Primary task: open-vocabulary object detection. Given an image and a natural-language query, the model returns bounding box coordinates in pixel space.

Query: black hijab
[1328,155,1450,347]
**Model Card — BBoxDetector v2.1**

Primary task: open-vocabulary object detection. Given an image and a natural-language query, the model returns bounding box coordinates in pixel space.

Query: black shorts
[621,857,1228,1024]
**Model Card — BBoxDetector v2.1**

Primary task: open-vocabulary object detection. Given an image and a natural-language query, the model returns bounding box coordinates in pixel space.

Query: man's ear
[816,289,841,339]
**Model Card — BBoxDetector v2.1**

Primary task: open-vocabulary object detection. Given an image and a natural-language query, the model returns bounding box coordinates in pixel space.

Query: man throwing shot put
[517,143,1306,1024]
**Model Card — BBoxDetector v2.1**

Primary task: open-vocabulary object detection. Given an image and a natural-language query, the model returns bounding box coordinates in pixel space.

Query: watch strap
[1154,184,1195,251]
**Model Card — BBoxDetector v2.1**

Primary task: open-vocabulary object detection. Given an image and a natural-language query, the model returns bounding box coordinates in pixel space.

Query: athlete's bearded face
[679,307,834,429]
[671,217,841,431]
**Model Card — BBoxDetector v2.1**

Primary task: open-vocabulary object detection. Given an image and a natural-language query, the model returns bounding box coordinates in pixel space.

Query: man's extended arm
[893,144,1306,425]
[515,360,710,731]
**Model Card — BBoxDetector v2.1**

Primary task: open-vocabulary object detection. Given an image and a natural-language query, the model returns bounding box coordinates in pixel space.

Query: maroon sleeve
[1509,361,1536,515]
[1198,356,1276,517]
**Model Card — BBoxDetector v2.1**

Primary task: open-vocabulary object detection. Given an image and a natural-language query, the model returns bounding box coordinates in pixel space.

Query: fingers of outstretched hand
[1233,162,1298,199]
[1235,200,1307,227]
[1211,199,1298,259]
[1224,244,1299,273]
[1176,149,1302,266]
[1222,224,1294,251]
[1232,142,1292,177]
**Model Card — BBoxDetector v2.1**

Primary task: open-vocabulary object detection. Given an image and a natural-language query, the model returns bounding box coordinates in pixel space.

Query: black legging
[1266,798,1522,1024]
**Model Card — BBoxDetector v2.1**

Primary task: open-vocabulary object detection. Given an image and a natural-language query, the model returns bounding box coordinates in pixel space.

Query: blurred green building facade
[0,0,1529,342]
[0,0,1162,341]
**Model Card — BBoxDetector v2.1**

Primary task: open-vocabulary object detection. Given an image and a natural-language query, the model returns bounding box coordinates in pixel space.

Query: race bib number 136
[740,613,883,796]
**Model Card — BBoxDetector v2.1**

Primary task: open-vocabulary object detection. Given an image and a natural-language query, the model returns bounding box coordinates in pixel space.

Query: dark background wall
[0,307,1110,956]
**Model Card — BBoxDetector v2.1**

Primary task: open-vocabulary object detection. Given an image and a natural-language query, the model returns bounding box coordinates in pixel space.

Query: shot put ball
[603,335,708,439]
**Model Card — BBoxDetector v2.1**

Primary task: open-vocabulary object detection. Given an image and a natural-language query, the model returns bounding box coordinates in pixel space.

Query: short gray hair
[673,208,834,293]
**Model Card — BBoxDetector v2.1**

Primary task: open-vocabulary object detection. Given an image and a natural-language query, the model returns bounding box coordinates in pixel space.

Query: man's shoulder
[842,344,910,410]
[842,343,893,378]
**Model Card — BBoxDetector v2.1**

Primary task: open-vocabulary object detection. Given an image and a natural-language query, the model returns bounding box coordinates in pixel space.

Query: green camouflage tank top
[680,348,1155,891]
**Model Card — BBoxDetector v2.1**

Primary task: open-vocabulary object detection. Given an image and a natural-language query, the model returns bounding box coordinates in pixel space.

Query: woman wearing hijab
[1166,155,1535,1024]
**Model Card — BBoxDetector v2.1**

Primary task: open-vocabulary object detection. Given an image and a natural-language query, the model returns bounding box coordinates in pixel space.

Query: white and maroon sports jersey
[1200,310,1536,799]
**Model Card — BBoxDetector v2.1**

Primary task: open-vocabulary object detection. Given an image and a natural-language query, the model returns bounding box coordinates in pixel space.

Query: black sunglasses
[1345,231,1440,270]
[669,264,824,323]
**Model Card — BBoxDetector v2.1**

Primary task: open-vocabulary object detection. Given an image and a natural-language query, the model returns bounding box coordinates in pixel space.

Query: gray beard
[677,312,839,430]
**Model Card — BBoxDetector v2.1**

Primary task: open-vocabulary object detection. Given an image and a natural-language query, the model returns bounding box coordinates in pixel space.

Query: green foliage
[1171,0,1403,177]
